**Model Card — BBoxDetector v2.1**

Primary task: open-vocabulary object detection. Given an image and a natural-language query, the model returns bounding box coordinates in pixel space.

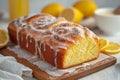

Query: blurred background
[0,0,120,34]
[0,0,120,13]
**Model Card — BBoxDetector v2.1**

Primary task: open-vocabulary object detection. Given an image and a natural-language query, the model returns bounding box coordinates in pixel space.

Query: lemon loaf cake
[8,13,100,68]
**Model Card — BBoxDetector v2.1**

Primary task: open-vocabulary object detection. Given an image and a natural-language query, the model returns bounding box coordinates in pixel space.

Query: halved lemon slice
[103,42,120,54]
[0,28,9,49]
[60,7,84,23]
[99,37,109,51]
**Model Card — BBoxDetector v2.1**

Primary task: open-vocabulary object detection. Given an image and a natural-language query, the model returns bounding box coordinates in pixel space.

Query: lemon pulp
[60,7,84,23]
[0,28,9,48]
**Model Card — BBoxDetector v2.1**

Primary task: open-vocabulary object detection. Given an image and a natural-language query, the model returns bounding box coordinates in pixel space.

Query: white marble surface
[0,18,120,80]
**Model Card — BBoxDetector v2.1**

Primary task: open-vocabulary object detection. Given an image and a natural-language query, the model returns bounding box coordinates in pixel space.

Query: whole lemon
[41,3,64,17]
[73,0,98,18]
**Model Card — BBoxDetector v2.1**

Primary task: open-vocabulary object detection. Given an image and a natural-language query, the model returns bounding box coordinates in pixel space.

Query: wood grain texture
[0,48,116,80]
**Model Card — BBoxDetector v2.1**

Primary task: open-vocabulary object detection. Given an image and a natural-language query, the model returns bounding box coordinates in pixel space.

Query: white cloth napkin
[0,54,33,80]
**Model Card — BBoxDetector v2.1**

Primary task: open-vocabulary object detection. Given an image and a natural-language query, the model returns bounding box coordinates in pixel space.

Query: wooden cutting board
[0,48,116,80]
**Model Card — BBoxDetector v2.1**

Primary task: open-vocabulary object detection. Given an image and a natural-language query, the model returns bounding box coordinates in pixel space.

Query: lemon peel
[41,3,64,17]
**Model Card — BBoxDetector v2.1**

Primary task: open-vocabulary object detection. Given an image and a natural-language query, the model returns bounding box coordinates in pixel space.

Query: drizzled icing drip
[54,50,59,67]
[26,34,29,48]
[34,40,38,57]
[13,14,97,68]
[13,14,57,58]
[49,22,85,67]
[14,16,31,45]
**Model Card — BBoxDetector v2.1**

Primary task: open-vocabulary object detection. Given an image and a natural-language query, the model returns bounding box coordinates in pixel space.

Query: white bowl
[95,8,120,36]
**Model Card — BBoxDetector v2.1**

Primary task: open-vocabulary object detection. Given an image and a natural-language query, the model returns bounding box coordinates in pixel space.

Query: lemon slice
[99,37,109,51]
[103,42,120,54]
[0,28,9,49]
[60,7,84,23]
[41,3,64,17]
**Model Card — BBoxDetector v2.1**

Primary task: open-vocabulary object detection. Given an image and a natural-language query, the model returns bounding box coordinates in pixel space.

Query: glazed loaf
[8,13,100,68]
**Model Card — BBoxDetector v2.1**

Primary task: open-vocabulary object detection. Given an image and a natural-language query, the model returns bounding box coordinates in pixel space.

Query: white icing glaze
[13,14,98,67]
[16,27,23,45]
[32,16,56,29]
[26,34,29,48]
[34,40,38,57]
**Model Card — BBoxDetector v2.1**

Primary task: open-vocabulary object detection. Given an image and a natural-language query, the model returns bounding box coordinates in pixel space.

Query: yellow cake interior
[64,37,99,68]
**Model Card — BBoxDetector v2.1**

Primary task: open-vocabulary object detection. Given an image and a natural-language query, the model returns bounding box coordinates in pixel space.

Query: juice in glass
[9,0,29,22]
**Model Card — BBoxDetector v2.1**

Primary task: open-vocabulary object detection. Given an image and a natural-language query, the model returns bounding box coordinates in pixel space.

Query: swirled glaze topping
[14,15,31,27]
[51,22,85,43]
[13,13,98,67]
[31,16,56,29]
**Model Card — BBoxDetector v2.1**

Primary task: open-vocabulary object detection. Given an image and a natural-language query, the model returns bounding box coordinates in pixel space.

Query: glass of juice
[9,0,29,22]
